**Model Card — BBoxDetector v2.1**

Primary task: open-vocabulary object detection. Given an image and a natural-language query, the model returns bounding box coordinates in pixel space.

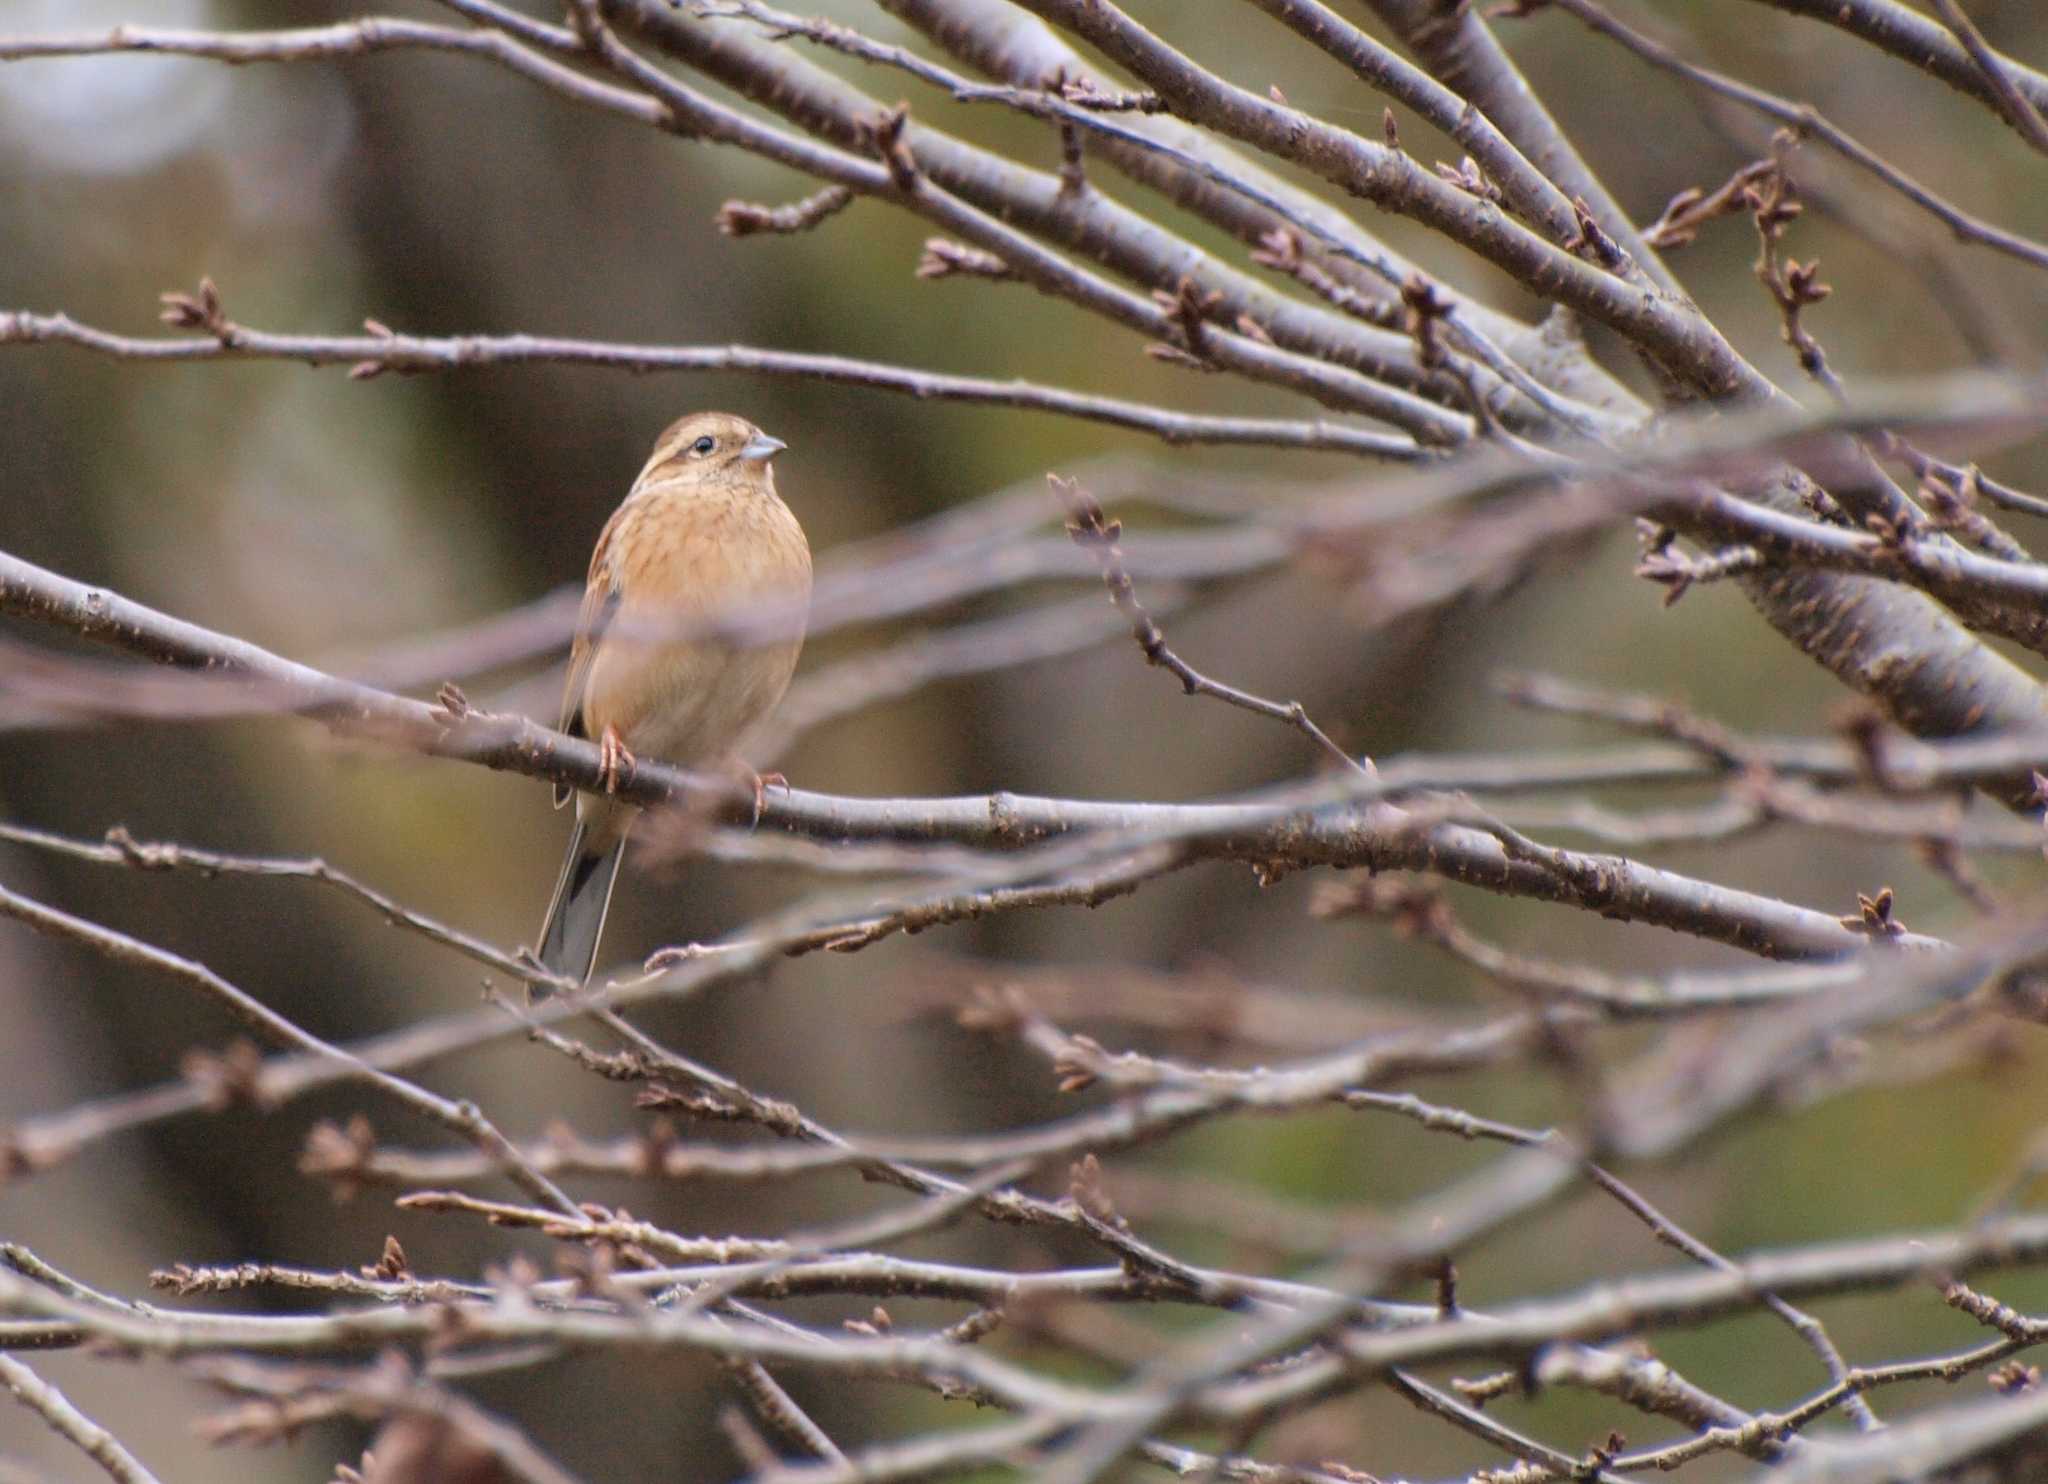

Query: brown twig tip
[1746,162,1839,389]
[1914,465,2022,558]
[298,1114,378,1201]
[842,1305,894,1337]
[1644,160,1775,250]
[1400,272,1452,367]
[916,238,1015,282]
[1051,472,1371,774]
[1633,532,1765,607]
[366,1235,411,1283]
[715,184,853,238]
[1437,156,1503,206]
[1051,475,1122,549]
[150,1264,212,1296]
[1068,1153,1127,1228]
[158,276,231,339]
[1940,1277,2048,1341]
[1586,1432,1628,1471]
[1145,276,1223,369]
[181,1039,270,1112]
[1382,107,1401,149]
[1839,886,1906,941]
[869,102,917,190]
[1747,160,1804,237]
[1564,196,1626,268]
[1781,257,1831,309]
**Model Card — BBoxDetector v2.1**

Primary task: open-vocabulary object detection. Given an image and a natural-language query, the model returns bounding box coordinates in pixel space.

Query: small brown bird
[534,412,812,988]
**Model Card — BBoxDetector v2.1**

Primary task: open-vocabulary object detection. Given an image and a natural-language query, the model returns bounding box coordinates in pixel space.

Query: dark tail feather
[533,818,629,997]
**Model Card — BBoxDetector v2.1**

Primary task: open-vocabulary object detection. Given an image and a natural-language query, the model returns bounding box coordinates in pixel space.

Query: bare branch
[0,307,1423,459]
[0,1356,162,1484]
[1514,0,2048,273]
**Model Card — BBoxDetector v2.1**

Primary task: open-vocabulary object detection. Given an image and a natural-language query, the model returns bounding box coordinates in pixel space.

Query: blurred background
[5,0,2048,1478]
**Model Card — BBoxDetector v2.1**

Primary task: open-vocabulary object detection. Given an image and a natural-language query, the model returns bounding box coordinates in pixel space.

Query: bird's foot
[597,724,637,795]
[750,770,788,826]
[723,765,788,826]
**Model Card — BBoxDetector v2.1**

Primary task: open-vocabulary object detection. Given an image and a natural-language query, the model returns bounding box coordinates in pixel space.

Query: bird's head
[639,411,786,488]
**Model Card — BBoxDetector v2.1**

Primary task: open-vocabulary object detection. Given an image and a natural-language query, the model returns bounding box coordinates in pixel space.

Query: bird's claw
[598,725,637,795]
[750,770,788,826]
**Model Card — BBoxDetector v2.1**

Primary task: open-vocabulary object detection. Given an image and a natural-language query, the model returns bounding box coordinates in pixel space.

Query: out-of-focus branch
[10,1217,2048,1408]
[0,547,1946,958]
[1927,0,2048,155]
[1746,0,2048,126]
[0,1355,162,1484]
[0,822,569,995]
[1515,0,2048,273]
[194,1354,585,1484]
[11,7,2043,817]
[0,879,578,1215]
[1757,1380,2048,1483]
[13,284,2048,797]
[0,15,650,132]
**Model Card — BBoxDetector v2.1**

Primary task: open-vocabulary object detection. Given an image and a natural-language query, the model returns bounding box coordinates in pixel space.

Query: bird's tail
[533,816,630,997]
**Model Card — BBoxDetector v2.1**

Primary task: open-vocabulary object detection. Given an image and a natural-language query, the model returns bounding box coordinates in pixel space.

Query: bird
[532,411,812,991]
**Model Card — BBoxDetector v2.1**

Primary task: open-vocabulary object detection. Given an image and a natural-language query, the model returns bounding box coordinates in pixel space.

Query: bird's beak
[739,433,787,464]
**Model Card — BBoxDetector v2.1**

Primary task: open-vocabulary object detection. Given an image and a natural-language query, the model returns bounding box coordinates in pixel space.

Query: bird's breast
[580,485,811,769]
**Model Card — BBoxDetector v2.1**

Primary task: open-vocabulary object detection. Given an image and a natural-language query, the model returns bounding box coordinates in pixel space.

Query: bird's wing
[554,504,630,807]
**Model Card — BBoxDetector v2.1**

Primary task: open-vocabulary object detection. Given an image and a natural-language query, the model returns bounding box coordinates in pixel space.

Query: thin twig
[1051,474,1371,776]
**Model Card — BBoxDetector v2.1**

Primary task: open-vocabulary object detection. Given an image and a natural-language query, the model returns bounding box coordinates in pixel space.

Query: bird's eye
[691,435,716,456]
